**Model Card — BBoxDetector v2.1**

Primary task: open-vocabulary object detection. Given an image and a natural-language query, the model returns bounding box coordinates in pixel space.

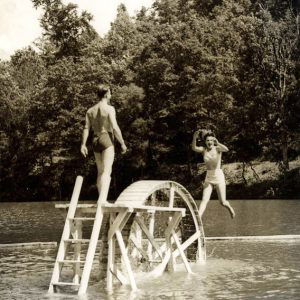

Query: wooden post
[147,193,156,260]
[107,213,116,290]
[168,186,176,270]
[78,205,104,295]
[115,230,137,290]
[135,216,163,259]
[165,212,181,272]
[73,212,82,284]
[169,186,175,208]
[171,230,192,273]
[131,222,142,260]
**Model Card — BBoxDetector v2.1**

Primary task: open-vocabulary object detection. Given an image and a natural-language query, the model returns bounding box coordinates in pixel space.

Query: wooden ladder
[48,176,104,295]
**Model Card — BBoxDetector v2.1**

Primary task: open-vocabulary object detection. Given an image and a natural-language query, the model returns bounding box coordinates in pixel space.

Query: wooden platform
[55,202,186,216]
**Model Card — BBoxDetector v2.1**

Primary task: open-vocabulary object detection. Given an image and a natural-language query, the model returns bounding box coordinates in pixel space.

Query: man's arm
[108,106,127,153]
[81,114,90,157]
[191,130,204,153]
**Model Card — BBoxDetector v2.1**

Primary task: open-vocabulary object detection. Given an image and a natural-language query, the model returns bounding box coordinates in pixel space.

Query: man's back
[87,103,112,134]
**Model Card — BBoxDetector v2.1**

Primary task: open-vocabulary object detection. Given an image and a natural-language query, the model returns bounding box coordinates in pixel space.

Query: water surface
[1,200,300,299]
[1,200,300,243]
[1,240,299,299]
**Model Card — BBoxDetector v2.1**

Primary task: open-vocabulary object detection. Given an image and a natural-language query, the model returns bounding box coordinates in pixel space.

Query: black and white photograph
[1,0,300,299]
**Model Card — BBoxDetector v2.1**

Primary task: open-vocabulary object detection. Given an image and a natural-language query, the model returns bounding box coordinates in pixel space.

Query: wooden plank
[130,235,149,261]
[115,230,137,290]
[73,214,82,284]
[107,214,116,291]
[169,186,175,208]
[78,205,104,295]
[56,203,186,215]
[108,210,129,240]
[165,212,182,272]
[119,212,133,232]
[172,230,192,273]
[173,231,201,258]
[135,216,163,259]
[131,223,142,259]
[165,212,182,237]
[147,193,156,260]
[148,251,171,277]
[152,229,181,260]
[109,268,128,285]
[165,233,175,273]
[151,231,198,277]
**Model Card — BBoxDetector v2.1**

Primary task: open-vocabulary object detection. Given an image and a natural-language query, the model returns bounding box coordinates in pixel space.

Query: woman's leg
[97,146,115,204]
[215,183,235,218]
[199,182,213,218]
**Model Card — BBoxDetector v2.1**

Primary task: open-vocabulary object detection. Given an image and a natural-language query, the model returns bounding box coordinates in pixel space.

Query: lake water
[1,200,300,299]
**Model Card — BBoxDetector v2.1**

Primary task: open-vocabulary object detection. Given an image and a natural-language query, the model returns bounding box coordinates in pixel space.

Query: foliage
[0,0,299,201]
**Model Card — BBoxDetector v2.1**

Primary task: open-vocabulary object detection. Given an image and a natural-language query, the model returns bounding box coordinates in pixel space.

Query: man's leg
[94,152,104,195]
[199,182,213,218]
[97,146,114,204]
[215,183,235,218]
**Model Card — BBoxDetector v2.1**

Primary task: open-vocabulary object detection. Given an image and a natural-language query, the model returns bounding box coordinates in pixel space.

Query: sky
[0,0,154,60]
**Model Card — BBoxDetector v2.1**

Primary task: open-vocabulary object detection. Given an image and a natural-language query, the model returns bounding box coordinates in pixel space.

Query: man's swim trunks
[204,169,225,185]
[92,132,113,153]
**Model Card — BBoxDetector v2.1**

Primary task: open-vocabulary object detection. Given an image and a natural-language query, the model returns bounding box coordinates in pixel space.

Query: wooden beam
[169,186,175,208]
[130,235,149,261]
[165,212,182,237]
[109,268,128,285]
[107,214,116,291]
[115,230,137,290]
[73,212,82,284]
[119,212,132,232]
[173,231,200,258]
[165,212,182,272]
[107,209,128,240]
[135,216,163,259]
[78,205,104,295]
[147,193,156,260]
[172,230,192,273]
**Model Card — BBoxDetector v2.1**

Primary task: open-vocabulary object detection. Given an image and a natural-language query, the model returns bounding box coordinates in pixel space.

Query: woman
[192,130,235,219]
[80,84,127,204]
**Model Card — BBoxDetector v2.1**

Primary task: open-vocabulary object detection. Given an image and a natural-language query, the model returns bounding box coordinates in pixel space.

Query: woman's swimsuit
[87,105,114,153]
[203,149,225,185]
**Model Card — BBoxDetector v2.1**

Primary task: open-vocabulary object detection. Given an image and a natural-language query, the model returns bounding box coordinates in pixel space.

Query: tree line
[0,0,299,201]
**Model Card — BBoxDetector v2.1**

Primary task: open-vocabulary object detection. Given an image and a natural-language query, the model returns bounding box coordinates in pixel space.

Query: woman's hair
[203,132,215,141]
[97,84,110,99]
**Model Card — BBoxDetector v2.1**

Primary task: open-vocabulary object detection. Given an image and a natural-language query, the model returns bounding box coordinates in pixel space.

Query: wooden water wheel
[114,180,206,275]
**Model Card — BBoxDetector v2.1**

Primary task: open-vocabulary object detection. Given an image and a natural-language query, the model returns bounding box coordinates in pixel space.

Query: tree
[254,8,299,174]
[32,0,97,59]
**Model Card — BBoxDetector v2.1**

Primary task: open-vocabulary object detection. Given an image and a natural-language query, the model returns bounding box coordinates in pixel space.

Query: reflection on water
[1,241,300,299]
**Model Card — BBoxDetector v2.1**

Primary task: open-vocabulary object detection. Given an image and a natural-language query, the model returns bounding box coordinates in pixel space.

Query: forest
[0,0,299,201]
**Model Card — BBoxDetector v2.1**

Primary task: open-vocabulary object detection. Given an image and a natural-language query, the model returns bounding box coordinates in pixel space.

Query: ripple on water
[0,240,300,299]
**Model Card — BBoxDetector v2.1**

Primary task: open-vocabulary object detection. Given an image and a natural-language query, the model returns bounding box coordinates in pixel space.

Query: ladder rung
[64,239,90,243]
[52,281,80,287]
[69,217,95,221]
[58,260,85,264]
